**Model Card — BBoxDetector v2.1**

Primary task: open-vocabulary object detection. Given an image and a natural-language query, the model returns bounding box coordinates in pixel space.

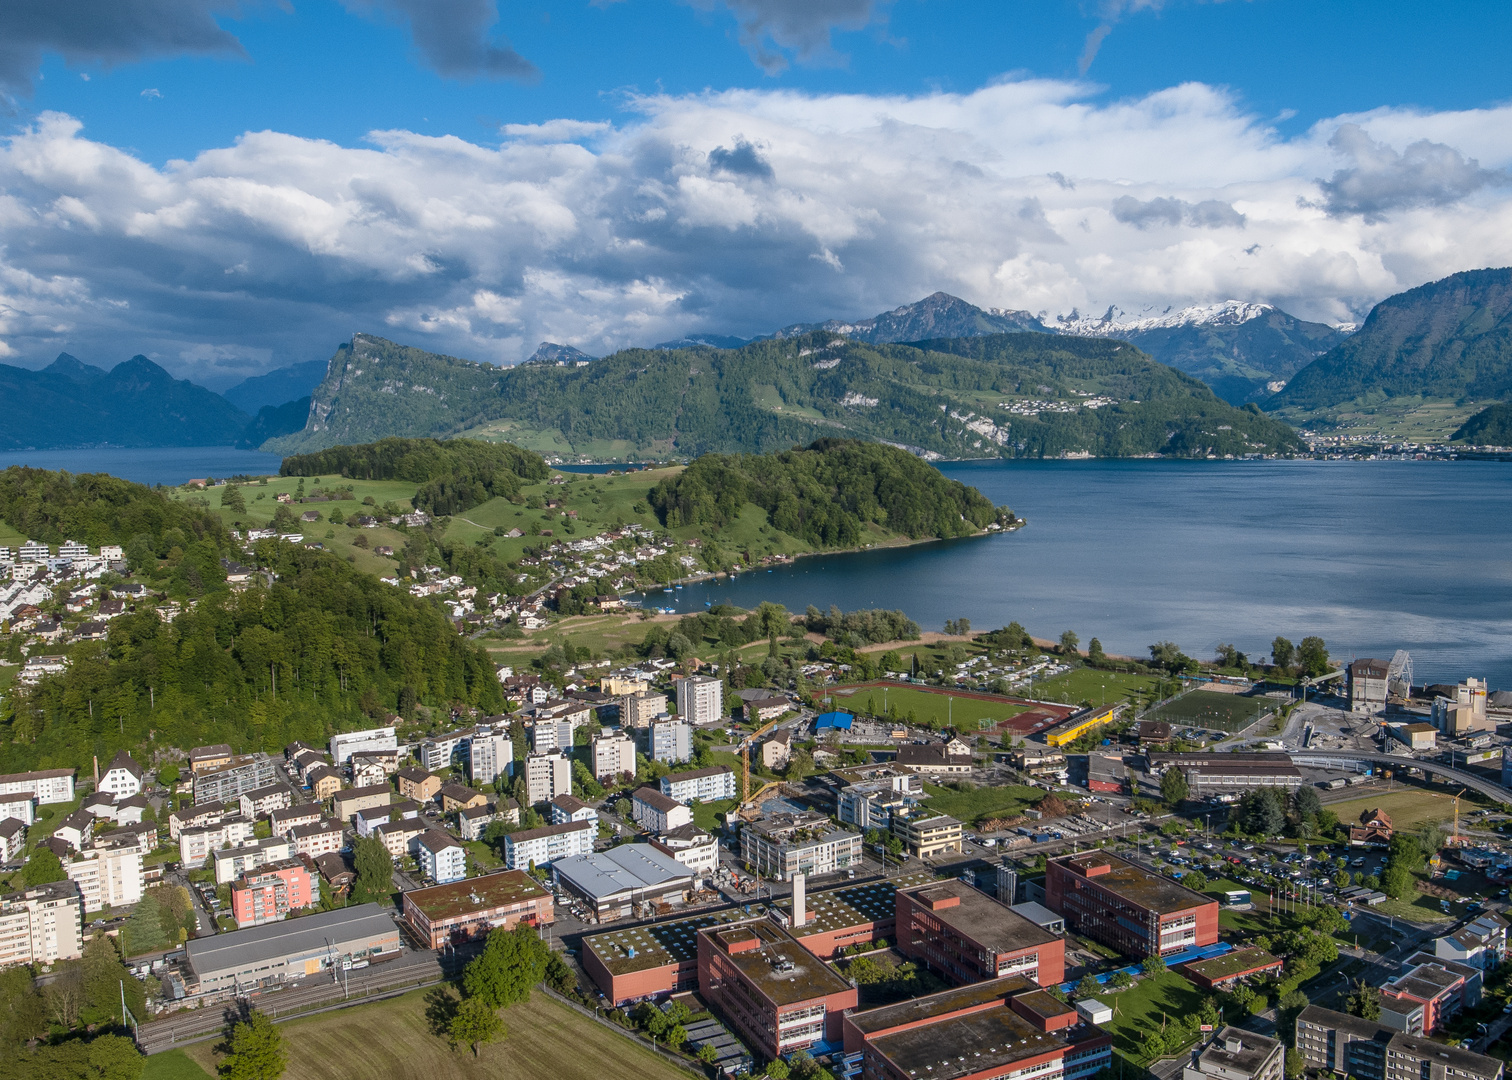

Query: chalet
[1349,809,1394,847]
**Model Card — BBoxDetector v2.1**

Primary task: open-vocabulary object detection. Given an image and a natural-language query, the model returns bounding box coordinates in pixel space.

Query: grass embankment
[693,798,739,832]
[1030,669,1159,708]
[181,989,693,1080]
[921,783,1043,827]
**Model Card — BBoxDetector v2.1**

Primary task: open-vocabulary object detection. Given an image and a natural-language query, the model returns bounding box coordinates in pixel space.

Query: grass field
[1030,668,1159,708]
[142,1050,213,1080]
[828,684,1028,729]
[1327,788,1470,831]
[1101,969,1206,1062]
[181,989,694,1080]
[693,797,738,831]
[1144,690,1272,733]
[921,783,1043,826]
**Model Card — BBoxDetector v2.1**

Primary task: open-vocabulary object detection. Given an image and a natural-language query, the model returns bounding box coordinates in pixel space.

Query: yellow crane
[1453,788,1465,846]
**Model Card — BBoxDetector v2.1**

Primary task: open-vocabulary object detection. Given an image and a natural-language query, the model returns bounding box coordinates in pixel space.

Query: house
[269,804,323,838]
[759,729,793,769]
[895,742,974,775]
[649,824,719,877]
[1349,808,1395,847]
[633,786,693,833]
[53,809,95,851]
[112,795,151,826]
[395,767,442,803]
[416,830,467,884]
[288,818,346,860]
[238,784,293,819]
[313,852,355,894]
[98,750,144,798]
[548,794,597,825]
[305,765,343,802]
[331,783,391,821]
[438,783,488,813]
[350,751,398,787]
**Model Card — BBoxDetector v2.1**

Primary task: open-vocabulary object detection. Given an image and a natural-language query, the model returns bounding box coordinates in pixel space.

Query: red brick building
[400,869,552,950]
[230,858,314,927]
[697,917,858,1061]
[1045,852,1218,959]
[774,876,924,960]
[1180,946,1284,990]
[581,908,751,1004]
[896,879,1065,986]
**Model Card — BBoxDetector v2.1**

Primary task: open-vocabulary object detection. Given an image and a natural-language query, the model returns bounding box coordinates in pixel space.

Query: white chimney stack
[792,872,807,927]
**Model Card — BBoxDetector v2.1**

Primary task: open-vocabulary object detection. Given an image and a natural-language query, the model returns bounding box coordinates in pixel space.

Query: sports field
[182,989,693,1080]
[827,683,1029,729]
[1144,690,1273,732]
[1030,668,1159,708]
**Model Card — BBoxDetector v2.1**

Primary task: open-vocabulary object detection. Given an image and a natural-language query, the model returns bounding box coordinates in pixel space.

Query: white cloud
[2,78,1512,376]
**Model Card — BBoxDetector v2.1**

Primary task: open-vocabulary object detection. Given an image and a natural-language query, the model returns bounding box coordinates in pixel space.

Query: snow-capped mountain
[1055,300,1279,336]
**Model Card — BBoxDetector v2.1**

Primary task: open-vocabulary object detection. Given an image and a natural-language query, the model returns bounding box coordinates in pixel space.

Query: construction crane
[1453,788,1465,846]
[737,715,785,807]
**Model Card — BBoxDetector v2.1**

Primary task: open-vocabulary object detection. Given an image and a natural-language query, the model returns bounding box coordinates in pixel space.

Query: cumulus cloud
[339,0,536,80]
[688,0,893,73]
[0,0,246,96]
[1112,195,1245,228]
[1317,122,1510,221]
[3,79,1512,379]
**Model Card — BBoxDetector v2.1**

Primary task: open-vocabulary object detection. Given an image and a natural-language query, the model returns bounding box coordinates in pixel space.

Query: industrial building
[1295,1006,1503,1080]
[1045,852,1218,958]
[400,869,553,950]
[1145,753,1302,795]
[895,879,1065,986]
[551,844,696,921]
[770,875,922,959]
[581,908,750,1005]
[184,904,401,995]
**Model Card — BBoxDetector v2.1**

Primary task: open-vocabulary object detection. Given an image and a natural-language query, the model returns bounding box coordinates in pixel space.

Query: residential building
[214,837,294,885]
[291,749,326,783]
[230,859,315,926]
[238,784,293,820]
[552,844,696,921]
[740,811,862,881]
[1349,808,1395,846]
[306,764,343,800]
[419,728,475,772]
[524,752,571,805]
[269,804,323,838]
[331,783,391,821]
[697,917,857,1060]
[98,750,144,798]
[660,765,737,804]
[833,764,924,832]
[1380,956,1477,1034]
[1182,1028,1284,1080]
[0,819,25,864]
[633,787,693,833]
[1146,753,1302,795]
[328,726,397,765]
[169,800,227,840]
[746,696,792,725]
[350,751,398,787]
[549,794,597,825]
[184,904,400,994]
[645,717,693,764]
[842,978,1113,1080]
[617,689,666,729]
[288,818,346,860]
[99,822,157,857]
[1045,852,1218,958]
[0,794,35,827]
[890,807,963,859]
[759,730,793,769]
[53,809,94,851]
[590,731,636,781]
[313,852,355,894]
[65,845,145,912]
[469,731,513,787]
[193,754,279,803]
[1294,1006,1503,1080]
[0,881,84,967]
[178,817,255,864]
[503,820,594,870]
[458,799,518,841]
[401,869,553,950]
[676,675,723,726]
[896,879,1065,986]
[395,767,442,803]
[1435,912,1508,970]
[439,783,487,813]
[530,720,574,754]
[0,768,75,804]
[416,830,467,884]
[895,742,974,775]
[188,744,234,774]
[650,824,720,877]
[374,817,427,859]
[354,800,419,837]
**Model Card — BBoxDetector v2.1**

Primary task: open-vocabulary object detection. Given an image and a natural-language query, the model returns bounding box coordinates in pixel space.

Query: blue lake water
[639,459,1512,690]
[0,446,282,487]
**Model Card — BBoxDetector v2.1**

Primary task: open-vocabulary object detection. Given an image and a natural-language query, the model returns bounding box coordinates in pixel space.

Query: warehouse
[401,869,553,949]
[184,903,400,995]
[1145,752,1302,795]
[552,844,695,921]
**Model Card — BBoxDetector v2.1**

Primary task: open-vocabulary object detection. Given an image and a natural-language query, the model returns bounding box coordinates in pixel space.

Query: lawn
[1143,690,1274,733]
[464,840,503,870]
[827,683,1028,729]
[921,783,1044,826]
[1326,788,1474,832]
[1030,668,1159,708]
[1101,969,1207,1063]
[182,988,695,1080]
[142,1050,213,1080]
[693,797,738,832]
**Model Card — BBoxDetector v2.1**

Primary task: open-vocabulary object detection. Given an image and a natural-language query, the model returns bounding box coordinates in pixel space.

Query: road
[1286,750,1512,802]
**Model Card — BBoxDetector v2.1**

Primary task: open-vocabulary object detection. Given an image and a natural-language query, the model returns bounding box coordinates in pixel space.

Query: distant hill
[1268,268,1512,411]
[764,291,1049,343]
[525,342,595,365]
[222,359,329,414]
[1453,402,1512,444]
[237,397,311,449]
[0,354,250,450]
[268,330,1302,460]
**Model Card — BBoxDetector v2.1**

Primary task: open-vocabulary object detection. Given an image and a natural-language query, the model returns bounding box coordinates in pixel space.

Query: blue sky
[3,0,1512,383]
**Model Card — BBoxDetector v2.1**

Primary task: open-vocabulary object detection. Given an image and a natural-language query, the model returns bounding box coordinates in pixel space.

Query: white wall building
[503,820,594,870]
[590,731,636,781]
[416,830,467,884]
[65,846,144,912]
[328,726,397,764]
[660,766,737,804]
[645,717,693,764]
[524,752,572,805]
[0,881,83,967]
[0,769,75,805]
[632,787,693,833]
[675,675,723,726]
[98,751,144,799]
[214,838,295,885]
[469,731,513,787]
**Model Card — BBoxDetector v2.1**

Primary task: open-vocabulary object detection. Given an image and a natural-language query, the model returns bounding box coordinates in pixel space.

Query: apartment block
[65,846,144,912]
[417,830,467,884]
[1182,1028,1283,1080]
[524,752,571,805]
[420,728,475,772]
[331,783,391,821]
[230,859,315,926]
[178,817,255,865]
[591,731,637,781]
[503,820,594,870]
[0,881,84,967]
[288,818,346,860]
[676,675,723,726]
[0,768,75,805]
[214,837,294,885]
[660,765,737,804]
[469,731,513,787]
[1294,1006,1503,1080]
[193,754,278,803]
[633,786,693,833]
[1045,852,1218,958]
[740,812,862,881]
[328,726,397,764]
[645,717,693,764]
[238,784,293,819]
[617,690,666,729]
[890,807,963,859]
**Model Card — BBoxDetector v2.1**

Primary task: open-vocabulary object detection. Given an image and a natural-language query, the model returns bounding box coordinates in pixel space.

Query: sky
[2,0,1512,388]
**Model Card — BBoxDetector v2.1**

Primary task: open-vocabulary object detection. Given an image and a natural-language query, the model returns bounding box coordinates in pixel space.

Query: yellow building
[1045,705,1117,748]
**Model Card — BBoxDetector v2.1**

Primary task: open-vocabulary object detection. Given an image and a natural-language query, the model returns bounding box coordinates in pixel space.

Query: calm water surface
[641,459,1512,689]
[0,446,282,486]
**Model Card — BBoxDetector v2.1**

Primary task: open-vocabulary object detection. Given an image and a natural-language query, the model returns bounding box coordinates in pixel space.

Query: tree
[0,965,46,1045]
[1087,638,1105,664]
[123,894,168,956]
[158,763,180,786]
[1380,864,1413,899]
[448,996,505,1057]
[1344,982,1381,1021]
[766,1060,791,1080]
[1271,636,1295,671]
[1148,642,1190,673]
[1059,630,1079,656]
[1076,974,1101,999]
[88,1033,146,1080]
[22,847,65,886]
[222,486,247,515]
[1109,969,1134,990]
[220,1010,285,1080]
[1297,636,1330,678]
[1238,789,1285,837]
[1160,768,1189,807]
[1141,955,1166,977]
[350,836,392,905]
[1138,1029,1166,1061]
[1183,870,1208,893]
[1333,869,1350,888]
[1285,1049,1306,1079]
[462,924,550,1009]
[1292,785,1322,819]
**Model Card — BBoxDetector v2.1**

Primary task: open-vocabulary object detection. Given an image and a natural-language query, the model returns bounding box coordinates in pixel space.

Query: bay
[0,446,282,487]
[637,459,1512,689]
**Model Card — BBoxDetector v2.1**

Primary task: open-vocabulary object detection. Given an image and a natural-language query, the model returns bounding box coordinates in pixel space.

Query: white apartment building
[0,794,36,826]
[660,766,737,804]
[0,881,83,967]
[419,728,475,772]
[529,720,574,754]
[0,768,75,805]
[416,830,467,884]
[178,817,256,865]
[632,787,693,833]
[590,731,636,781]
[65,846,144,912]
[524,752,572,805]
[98,751,144,799]
[651,825,720,877]
[213,837,294,885]
[328,726,397,764]
[0,820,25,863]
[503,820,594,870]
[288,819,346,860]
[645,717,693,764]
[675,675,723,726]
[469,731,513,787]
[57,541,89,560]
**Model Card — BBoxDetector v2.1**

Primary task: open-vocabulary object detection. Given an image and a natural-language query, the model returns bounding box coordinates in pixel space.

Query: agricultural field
[827,683,1029,729]
[921,782,1044,827]
[181,989,693,1080]
[1143,690,1273,733]
[1030,668,1160,708]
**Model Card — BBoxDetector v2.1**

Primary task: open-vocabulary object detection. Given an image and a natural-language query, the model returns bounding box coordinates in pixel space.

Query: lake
[638,459,1512,690]
[0,446,283,487]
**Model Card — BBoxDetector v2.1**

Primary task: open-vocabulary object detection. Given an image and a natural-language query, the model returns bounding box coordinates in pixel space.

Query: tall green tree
[1297,637,1330,678]
[22,848,65,887]
[447,997,505,1058]
[1160,768,1189,806]
[219,1011,285,1080]
[350,836,393,905]
[461,925,550,1010]
[1270,637,1295,671]
[1059,630,1079,655]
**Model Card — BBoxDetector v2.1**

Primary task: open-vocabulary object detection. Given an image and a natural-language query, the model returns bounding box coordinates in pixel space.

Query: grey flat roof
[552,843,693,901]
[185,903,395,978]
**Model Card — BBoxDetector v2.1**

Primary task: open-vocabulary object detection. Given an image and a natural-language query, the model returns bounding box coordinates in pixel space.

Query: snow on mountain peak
[1056,299,1274,336]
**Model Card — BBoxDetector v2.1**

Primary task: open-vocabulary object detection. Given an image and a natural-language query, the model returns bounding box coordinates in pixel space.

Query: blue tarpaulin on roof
[815,711,854,730]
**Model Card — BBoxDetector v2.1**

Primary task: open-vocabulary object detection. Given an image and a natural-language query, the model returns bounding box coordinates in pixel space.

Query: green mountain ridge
[270,330,1302,460]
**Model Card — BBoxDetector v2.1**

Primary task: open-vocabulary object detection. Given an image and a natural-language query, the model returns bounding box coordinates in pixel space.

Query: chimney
[792,872,806,927]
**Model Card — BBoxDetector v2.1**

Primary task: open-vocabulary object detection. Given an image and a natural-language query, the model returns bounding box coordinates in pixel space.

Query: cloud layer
[3,77,1512,380]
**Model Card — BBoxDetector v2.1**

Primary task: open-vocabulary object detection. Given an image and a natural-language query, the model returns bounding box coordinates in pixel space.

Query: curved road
[1287,750,1512,802]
